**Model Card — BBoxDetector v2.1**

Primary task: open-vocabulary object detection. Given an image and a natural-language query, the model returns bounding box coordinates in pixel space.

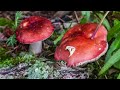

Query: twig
[96,61,108,79]
[53,11,71,18]
[91,11,110,39]
[5,46,19,54]
[58,17,65,23]
[74,11,79,23]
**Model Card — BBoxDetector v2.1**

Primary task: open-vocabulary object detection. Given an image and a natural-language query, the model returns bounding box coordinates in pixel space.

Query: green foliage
[114,60,120,69]
[0,11,22,31]
[6,34,17,46]
[80,11,91,24]
[99,49,120,76]
[0,47,11,60]
[12,11,23,30]
[99,18,120,78]
[6,11,23,46]
[117,73,120,79]
[0,18,13,28]
[107,19,120,41]
[26,58,54,79]
[105,32,120,61]
[0,11,23,46]
[0,52,35,68]
[80,11,111,31]
[113,19,120,25]
[53,29,65,45]
[112,11,120,20]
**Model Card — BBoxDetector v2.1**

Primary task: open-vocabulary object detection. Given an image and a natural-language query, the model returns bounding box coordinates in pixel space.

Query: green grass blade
[80,17,87,24]
[117,73,120,79]
[99,49,120,76]
[105,32,120,62]
[113,19,120,25]
[107,20,120,42]
[80,11,90,24]
[113,60,120,69]
[81,11,91,21]
[53,30,65,45]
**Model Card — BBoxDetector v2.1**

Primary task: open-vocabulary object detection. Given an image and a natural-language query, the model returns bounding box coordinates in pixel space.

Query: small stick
[58,17,65,23]
[5,46,19,54]
[91,11,110,39]
[74,11,79,23]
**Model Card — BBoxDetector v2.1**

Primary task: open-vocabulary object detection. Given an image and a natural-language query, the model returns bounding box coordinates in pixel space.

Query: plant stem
[96,61,108,79]
[91,11,110,39]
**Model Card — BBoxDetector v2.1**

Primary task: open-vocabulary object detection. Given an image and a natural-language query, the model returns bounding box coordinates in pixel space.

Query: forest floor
[0,11,118,79]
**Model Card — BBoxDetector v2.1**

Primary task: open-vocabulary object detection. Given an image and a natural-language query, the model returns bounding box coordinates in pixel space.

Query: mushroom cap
[16,16,54,44]
[54,23,108,67]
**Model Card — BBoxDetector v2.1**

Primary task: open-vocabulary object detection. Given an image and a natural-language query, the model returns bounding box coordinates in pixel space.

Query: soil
[0,11,56,20]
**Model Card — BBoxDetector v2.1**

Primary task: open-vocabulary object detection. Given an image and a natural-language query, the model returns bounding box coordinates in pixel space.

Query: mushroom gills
[65,46,76,57]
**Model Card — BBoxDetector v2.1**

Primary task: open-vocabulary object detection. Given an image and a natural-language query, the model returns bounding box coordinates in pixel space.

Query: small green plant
[6,34,17,46]
[12,11,23,30]
[0,18,13,28]
[80,11,91,24]
[99,19,120,78]
[6,11,23,46]
[99,49,120,76]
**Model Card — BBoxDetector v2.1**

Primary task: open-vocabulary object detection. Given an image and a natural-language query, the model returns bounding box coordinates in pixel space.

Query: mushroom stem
[29,41,42,54]
[91,11,110,39]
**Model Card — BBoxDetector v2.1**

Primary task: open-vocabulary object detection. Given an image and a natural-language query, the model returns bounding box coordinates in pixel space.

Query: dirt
[0,11,56,20]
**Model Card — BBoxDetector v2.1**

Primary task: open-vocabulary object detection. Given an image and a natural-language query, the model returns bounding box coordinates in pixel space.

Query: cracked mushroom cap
[54,23,108,67]
[16,16,54,44]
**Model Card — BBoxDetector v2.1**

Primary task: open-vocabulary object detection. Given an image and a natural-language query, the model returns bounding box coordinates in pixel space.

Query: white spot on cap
[99,48,101,50]
[65,46,76,57]
[78,28,81,31]
[23,22,29,27]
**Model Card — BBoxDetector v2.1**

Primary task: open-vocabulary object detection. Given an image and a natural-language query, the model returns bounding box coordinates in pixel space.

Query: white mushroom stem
[65,46,76,57]
[29,41,42,54]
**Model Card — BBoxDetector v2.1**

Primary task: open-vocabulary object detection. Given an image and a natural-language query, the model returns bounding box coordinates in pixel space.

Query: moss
[0,52,36,68]
[0,47,11,60]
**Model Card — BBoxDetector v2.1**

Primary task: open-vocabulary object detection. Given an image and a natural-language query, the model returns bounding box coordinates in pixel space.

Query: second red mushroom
[54,23,108,67]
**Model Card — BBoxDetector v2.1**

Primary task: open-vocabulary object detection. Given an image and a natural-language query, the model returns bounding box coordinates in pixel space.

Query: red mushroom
[54,23,108,67]
[16,16,54,54]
